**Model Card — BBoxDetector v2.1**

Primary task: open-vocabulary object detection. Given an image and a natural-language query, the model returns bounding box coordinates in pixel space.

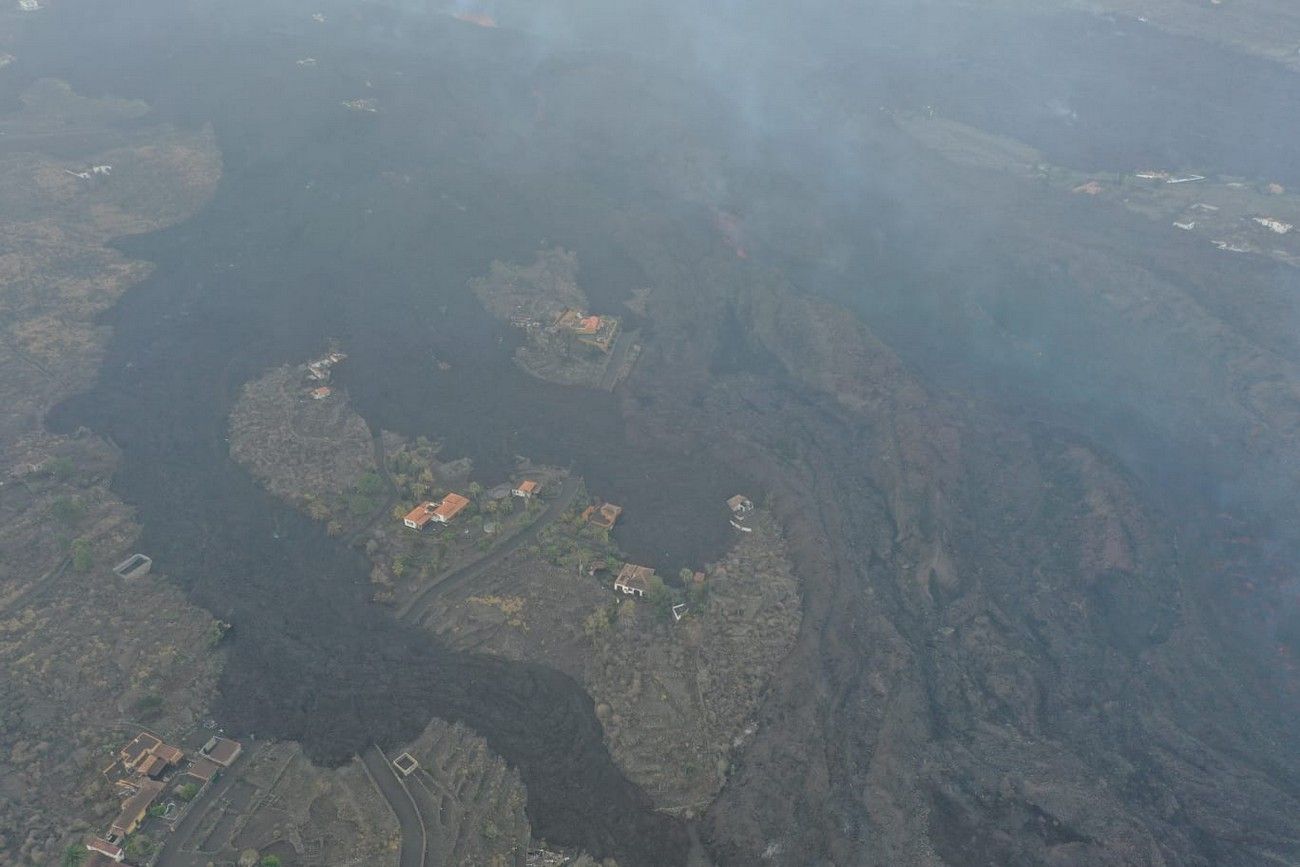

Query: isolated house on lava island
[614,563,655,597]
[727,494,754,531]
[554,308,619,352]
[404,492,471,529]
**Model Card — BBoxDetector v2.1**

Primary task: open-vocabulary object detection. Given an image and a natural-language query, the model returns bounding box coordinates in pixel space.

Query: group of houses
[83,730,242,863]
[402,479,541,531]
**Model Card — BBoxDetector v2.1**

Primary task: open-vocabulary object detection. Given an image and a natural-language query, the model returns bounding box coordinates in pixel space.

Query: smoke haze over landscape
[4,0,1300,864]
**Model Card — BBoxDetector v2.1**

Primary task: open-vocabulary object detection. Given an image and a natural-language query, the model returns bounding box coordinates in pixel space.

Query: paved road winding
[362,744,427,867]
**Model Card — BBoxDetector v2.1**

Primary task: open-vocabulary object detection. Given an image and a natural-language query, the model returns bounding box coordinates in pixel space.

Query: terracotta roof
[403,502,437,529]
[433,492,470,522]
[515,480,539,495]
[109,779,164,837]
[615,564,655,593]
[119,732,161,768]
[139,753,168,779]
[577,315,601,334]
[153,743,184,765]
[203,736,243,767]
[310,386,332,399]
[87,837,123,860]
[184,756,221,783]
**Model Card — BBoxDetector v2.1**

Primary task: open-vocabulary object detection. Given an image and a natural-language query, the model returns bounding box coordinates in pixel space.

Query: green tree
[134,692,163,717]
[125,834,153,858]
[50,496,85,524]
[306,497,331,521]
[48,456,77,481]
[177,781,200,801]
[687,579,710,609]
[646,577,673,622]
[346,492,376,518]
[61,844,87,867]
[207,619,230,648]
[72,538,93,572]
[582,606,614,644]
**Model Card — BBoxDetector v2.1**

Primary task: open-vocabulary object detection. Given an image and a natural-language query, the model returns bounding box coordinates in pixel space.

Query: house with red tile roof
[403,502,438,530]
[87,837,124,862]
[109,779,164,839]
[431,492,470,523]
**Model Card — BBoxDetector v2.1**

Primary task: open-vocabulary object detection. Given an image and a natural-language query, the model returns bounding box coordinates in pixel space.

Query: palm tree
[61,844,87,867]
